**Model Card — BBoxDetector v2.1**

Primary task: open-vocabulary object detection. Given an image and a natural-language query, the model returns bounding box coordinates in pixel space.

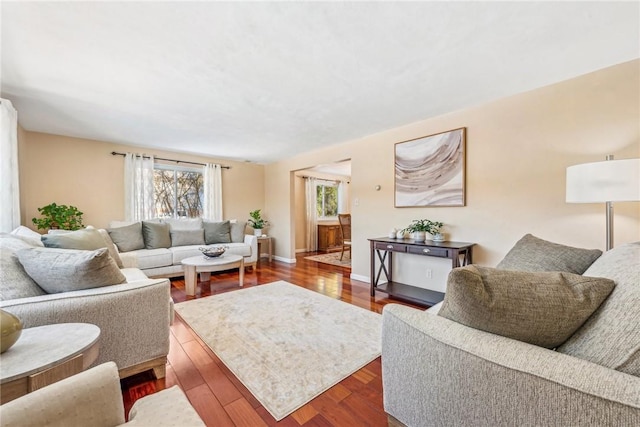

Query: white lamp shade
[566,158,640,203]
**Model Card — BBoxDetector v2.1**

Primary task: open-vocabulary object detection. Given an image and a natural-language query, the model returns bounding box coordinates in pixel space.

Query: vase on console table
[412,231,426,242]
[253,229,262,237]
[431,233,445,242]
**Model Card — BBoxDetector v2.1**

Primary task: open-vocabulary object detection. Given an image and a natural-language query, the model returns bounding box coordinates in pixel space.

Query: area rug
[174,281,381,420]
[304,252,351,268]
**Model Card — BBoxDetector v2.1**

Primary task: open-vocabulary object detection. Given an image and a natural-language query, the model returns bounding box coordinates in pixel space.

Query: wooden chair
[338,214,352,261]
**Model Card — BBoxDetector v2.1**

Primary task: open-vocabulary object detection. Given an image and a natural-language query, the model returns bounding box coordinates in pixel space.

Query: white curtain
[337,181,350,214]
[0,99,20,232]
[203,163,223,221]
[124,153,155,221]
[305,177,318,251]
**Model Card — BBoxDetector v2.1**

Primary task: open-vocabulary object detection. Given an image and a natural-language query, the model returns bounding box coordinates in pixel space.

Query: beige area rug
[304,252,351,268]
[174,281,381,420]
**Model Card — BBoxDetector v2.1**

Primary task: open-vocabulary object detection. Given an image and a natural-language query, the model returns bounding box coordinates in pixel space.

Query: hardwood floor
[120,253,421,426]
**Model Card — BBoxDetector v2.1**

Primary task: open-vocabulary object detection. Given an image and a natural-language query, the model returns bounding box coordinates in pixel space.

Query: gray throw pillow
[16,247,127,294]
[438,265,615,349]
[42,228,105,249]
[108,222,145,253]
[0,235,47,300]
[43,227,123,269]
[171,229,205,247]
[557,242,640,377]
[142,221,171,249]
[497,234,602,274]
[204,221,231,244]
[230,221,246,243]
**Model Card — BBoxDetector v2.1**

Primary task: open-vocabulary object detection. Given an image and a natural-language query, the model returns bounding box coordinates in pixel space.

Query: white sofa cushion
[127,248,173,270]
[164,217,203,231]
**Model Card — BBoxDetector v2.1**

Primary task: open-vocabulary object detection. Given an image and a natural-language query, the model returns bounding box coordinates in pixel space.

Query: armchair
[0,362,204,427]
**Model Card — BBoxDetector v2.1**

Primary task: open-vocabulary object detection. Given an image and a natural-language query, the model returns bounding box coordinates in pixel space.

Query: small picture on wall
[394,127,466,207]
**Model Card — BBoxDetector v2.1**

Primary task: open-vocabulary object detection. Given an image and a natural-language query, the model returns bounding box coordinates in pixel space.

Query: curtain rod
[111,151,230,169]
[300,175,347,184]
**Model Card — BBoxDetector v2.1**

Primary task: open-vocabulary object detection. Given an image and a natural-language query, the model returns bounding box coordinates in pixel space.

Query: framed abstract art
[394,127,466,207]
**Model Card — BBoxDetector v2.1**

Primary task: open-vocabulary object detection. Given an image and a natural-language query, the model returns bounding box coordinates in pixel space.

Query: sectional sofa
[0,228,172,380]
[106,218,258,278]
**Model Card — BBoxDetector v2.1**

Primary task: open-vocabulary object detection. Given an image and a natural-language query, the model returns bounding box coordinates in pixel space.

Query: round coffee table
[181,254,244,296]
[0,323,100,403]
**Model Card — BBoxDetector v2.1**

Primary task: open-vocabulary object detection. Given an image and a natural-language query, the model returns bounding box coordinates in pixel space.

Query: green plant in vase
[248,209,269,236]
[402,219,444,242]
[32,203,84,231]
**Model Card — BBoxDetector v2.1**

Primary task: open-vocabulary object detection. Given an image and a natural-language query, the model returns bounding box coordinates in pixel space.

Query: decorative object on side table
[0,309,22,353]
[248,209,270,237]
[395,127,466,207]
[31,202,84,231]
[199,246,227,258]
[402,219,444,242]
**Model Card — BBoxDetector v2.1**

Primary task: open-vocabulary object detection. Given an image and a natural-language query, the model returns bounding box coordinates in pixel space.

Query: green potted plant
[402,219,444,242]
[248,209,269,236]
[32,203,84,231]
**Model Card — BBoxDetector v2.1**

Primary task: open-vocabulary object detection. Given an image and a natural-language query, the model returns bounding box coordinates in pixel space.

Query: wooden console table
[369,237,475,307]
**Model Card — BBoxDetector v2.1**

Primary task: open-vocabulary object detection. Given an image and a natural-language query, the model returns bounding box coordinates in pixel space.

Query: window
[153,164,204,218]
[316,183,338,218]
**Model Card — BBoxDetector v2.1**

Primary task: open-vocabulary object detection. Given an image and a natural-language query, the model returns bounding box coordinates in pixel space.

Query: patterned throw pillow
[497,234,602,274]
[438,265,615,348]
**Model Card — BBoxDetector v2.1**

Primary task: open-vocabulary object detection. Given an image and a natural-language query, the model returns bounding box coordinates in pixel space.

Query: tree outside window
[316,183,338,218]
[153,165,203,218]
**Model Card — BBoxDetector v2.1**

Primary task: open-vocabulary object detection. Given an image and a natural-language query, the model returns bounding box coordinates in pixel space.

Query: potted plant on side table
[248,209,269,237]
[402,219,444,242]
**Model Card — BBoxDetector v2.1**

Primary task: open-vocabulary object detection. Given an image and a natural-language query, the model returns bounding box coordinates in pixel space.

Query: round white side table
[0,323,100,403]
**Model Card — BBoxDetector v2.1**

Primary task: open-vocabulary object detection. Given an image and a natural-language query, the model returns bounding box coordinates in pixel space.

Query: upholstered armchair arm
[0,362,125,427]
[382,304,640,427]
[244,234,258,264]
[0,279,171,373]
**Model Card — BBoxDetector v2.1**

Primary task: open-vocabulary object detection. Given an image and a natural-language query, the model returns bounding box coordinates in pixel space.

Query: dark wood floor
[120,253,421,426]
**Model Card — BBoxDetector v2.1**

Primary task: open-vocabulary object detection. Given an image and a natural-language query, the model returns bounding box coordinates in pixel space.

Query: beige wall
[265,59,640,290]
[19,132,265,230]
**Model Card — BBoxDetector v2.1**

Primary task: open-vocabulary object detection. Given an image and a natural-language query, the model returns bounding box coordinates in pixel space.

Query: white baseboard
[274,255,296,264]
[295,248,308,253]
[350,273,369,283]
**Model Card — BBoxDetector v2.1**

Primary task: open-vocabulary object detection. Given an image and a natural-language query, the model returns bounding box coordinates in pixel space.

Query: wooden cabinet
[317,224,343,252]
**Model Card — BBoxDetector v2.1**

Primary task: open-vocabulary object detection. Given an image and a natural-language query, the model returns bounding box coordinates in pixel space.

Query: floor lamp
[566,156,640,251]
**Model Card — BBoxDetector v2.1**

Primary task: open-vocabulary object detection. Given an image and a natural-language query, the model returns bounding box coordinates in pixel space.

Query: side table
[257,236,273,262]
[0,323,100,403]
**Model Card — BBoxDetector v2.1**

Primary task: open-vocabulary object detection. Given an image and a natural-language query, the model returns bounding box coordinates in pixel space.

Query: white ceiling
[1,2,638,163]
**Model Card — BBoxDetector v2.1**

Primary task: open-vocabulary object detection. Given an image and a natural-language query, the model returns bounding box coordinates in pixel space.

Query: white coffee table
[0,323,100,403]
[181,254,244,296]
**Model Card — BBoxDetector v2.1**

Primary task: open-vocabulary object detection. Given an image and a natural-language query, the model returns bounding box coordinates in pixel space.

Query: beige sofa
[382,241,640,426]
[108,218,258,278]
[0,362,205,427]
[0,231,172,380]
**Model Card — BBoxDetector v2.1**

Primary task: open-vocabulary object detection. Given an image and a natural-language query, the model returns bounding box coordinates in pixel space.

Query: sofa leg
[152,363,166,379]
[388,414,407,427]
[118,357,167,380]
